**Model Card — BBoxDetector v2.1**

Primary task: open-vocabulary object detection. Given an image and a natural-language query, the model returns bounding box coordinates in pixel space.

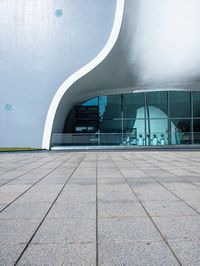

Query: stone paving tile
[98,202,147,218]
[161,182,200,191]
[48,202,96,218]
[142,200,198,217]
[18,243,96,266]
[168,240,200,266]
[98,217,162,242]
[68,178,96,185]
[0,203,6,211]
[0,192,21,204]
[173,189,200,201]
[98,190,137,202]
[98,183,131,192]
[32,218,96,244]
[0,243,26,266]
[98,178,125,185]
[153,216,200,241]
[133,187,178,202]
[16,185,63,203]
[0,219,40,244]
[1,151,200,265]
[185,199,200,213]
[0,201,52,219]
[99,241,179,266]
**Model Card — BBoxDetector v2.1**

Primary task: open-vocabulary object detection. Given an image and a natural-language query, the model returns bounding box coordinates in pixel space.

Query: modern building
[1,0,200,149]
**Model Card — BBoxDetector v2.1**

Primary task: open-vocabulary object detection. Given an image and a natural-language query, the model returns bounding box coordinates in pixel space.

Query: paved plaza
[0,151,200,265]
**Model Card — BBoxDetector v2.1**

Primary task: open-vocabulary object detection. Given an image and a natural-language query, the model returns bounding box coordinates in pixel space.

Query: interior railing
[51,132,200,147]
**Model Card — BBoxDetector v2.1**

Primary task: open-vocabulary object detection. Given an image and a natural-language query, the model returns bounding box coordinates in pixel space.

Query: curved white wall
[42,0,125,149]
[42,0,200,149]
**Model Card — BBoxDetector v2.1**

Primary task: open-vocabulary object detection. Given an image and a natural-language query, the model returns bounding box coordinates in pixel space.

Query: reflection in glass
[82,97,98,106]
[170,91,191,118]
[193,92,200,118]
[99,119,122,133]
[171,119,192,144]
[123,93,145,118]
[62,91,199,147]
[146,91,168,118]
[99,95,121,119]
[193,119,200,144]
[146,119,168,145]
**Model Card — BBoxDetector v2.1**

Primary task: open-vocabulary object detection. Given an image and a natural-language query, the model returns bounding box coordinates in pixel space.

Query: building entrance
[51,91,200,147]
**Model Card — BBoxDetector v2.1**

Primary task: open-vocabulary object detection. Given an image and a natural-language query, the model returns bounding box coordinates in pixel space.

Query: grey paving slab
[17,243,96,266]
[48,202,96,218]
[153,216,200,241]
[142,200,198,217]
[69,178,96,185]
[98,183,131,192]
[133,187,178,202]
[173,189,200,201]
[59,190,96,204]
[98,190,138,202]
[0,201,52,219]
[99,241,179,266]
[0,192,21,204]
[0,203,7,211]
[98,202,147,218]
[0,243,26,266]
[98,217,162,242]
[32,218,96,244]
[185,199,200,212]
[98,178,125,184]
[161,182,200,191]
[1,151,200,265]
[168,240,200,266]
[0,219,40,244]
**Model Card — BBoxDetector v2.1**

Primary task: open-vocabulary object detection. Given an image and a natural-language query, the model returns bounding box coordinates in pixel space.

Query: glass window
[193,92,200,118]
[171,119,192,144]
[99,119,122,133]
[169,91,191,118]
[146,119,168,145]
[146,91,168,118]
[123,93,145,119]
[82,97,98,106]
[99,119,122,145]
[123,119,145,146]
[99,95,121,119]
[193,119,200,144]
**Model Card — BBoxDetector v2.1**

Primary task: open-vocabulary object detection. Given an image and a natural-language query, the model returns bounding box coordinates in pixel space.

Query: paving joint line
[0,155,73,214]
[109,153,182,266]
[0,153,51,176]
[123,153,200,217]
[96,152,99,266]
[14,154,86,266]
[0,154,65,187]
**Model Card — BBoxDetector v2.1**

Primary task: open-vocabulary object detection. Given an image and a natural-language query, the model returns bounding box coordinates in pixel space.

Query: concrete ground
[0,151,200,266]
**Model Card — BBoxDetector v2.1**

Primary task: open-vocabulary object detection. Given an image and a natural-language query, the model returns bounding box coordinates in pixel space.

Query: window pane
[99,95,121,119]
[146,91,168,118]
[171,119,192,144]
[82,97,98,106]
[123,119,145,146]
[99,119,122,133]
[146,119,168,145]
[193,92,200,118]
[169,91,191,118]
[193,119,200,144]
[123,93,145,119]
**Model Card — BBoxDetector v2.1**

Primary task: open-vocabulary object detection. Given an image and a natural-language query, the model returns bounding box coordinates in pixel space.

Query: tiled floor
[0,151,200,265]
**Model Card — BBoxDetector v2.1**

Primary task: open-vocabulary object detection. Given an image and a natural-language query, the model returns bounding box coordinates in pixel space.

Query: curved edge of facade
[42,0,125,150]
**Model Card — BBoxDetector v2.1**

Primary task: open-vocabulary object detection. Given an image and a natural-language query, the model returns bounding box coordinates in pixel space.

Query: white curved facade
[1,0,200,149]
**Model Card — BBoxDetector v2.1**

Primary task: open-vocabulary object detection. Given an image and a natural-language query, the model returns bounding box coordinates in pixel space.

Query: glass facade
[54,91,200,146]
